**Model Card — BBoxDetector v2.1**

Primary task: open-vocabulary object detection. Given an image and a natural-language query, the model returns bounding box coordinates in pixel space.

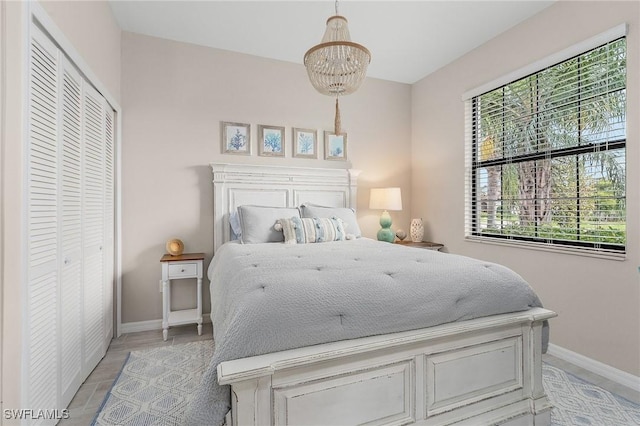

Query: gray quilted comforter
[186,238,546,425]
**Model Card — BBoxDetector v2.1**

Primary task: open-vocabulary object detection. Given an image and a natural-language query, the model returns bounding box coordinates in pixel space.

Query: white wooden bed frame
[211,163,556,426]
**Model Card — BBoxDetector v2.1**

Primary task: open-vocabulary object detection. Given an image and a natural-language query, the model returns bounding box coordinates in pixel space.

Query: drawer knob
[181,269,185,272]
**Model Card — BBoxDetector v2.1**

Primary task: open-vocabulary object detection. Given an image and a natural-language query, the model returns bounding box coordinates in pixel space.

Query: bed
[187,163,556,426]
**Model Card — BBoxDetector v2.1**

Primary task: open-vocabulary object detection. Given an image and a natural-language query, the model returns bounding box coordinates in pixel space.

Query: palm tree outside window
[467,37,626,254]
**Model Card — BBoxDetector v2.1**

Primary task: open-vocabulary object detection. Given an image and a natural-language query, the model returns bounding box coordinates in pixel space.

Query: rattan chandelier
[303,1,371,134]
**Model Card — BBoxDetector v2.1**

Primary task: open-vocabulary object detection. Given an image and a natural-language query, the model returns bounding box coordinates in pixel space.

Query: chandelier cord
[334,96,342,135]
[335,0,339,15]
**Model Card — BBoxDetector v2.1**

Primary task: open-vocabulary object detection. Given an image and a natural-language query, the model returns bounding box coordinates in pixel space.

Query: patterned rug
[92,341,214,426]
[93,340,640,425]
[543,363,640,425]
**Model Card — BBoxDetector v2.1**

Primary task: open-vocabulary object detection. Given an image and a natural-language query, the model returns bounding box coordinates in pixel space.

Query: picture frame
[292,128,318,159]
[324,131,348,161]
[258,125,285,157]
[221,122,251,155]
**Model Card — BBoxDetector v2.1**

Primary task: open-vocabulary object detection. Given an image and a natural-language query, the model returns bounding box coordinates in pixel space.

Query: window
[466,37,626,255]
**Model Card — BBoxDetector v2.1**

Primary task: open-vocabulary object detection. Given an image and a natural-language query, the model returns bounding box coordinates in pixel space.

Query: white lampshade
[369,187,402,211]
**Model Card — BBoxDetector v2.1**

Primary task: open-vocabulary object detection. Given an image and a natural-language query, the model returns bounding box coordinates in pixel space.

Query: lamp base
[377,210,395,243]
[377,228,395,243]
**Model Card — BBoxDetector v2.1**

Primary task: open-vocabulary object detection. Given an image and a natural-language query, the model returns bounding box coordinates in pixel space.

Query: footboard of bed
[218,308,556,426]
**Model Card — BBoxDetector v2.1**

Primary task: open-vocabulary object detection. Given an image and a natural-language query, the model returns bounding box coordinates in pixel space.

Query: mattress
[186,238,546,425]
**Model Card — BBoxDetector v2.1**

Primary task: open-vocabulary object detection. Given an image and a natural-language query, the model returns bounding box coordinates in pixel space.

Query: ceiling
[109,0,555,84]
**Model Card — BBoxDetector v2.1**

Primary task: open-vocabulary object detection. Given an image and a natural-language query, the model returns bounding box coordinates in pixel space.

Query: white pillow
[299,204,362,238]
[237,205,301,244]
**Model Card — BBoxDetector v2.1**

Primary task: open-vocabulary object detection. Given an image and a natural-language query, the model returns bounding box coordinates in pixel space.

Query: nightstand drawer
[168,263,197,278]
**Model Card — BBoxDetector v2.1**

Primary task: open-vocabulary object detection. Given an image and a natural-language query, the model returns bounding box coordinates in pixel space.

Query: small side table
[395,240,444,251]
[160,252,205,341]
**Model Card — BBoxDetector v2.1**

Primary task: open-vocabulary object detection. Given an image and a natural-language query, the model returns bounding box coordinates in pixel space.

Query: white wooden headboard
[211,163,361,252]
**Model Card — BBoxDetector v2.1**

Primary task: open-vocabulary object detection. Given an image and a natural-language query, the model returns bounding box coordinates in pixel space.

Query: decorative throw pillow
[276,216,347,244]
[237,205,301,244]
[299,204,362,238]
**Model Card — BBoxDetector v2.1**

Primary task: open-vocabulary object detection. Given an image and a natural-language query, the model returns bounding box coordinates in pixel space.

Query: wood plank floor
[59,323,638,425]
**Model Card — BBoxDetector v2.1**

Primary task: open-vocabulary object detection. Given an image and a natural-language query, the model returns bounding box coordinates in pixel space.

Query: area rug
[543,363,640,425]
[92,341,214,426]
[94,340,640,425]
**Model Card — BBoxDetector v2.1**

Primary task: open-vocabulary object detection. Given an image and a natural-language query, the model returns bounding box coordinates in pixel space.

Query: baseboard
[547,343,640,393]
[120,315,212,334]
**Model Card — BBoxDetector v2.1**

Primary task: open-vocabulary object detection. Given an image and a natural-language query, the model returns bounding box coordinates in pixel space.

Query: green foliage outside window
[471,38,626,251]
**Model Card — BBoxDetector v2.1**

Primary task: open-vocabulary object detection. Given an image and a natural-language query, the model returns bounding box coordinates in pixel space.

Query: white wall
[120,32,412,324]
[411,0,639,376]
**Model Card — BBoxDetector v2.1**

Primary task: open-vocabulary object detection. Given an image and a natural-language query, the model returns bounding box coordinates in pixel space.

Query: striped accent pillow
[277,216,346,244]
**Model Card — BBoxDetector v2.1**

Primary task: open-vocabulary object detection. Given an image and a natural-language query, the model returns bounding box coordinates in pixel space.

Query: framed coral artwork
[324,131,347,161]
[221,122,251,155]
[293,128,317,159]
[258,125,285,157]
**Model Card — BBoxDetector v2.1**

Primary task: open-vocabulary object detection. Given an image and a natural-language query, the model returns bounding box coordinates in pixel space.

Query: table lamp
[369,187,402,243]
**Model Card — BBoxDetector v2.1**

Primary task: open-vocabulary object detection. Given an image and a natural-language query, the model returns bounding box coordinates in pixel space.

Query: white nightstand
[160,252,205,341]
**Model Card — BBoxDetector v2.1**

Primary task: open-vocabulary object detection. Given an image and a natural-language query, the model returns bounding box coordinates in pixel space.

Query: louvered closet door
[103,107,115,348]
[27,24,115,417]
[82,83,106,374]
[59,56,84,407]
[27,26,60,422]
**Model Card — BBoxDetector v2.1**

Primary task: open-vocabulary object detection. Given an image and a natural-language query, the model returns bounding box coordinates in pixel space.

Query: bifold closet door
[82,83,107,376]
[59,55,84,407]
[104,107,115,349]
[27,23,115,419]
[27,24,60,417]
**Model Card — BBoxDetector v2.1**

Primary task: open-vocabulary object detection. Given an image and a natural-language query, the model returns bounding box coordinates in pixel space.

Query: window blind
[464,36,626,256]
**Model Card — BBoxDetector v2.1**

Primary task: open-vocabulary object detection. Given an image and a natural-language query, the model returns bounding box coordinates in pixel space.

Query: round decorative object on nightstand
[166,239,185,256]
[396,229,407,241]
